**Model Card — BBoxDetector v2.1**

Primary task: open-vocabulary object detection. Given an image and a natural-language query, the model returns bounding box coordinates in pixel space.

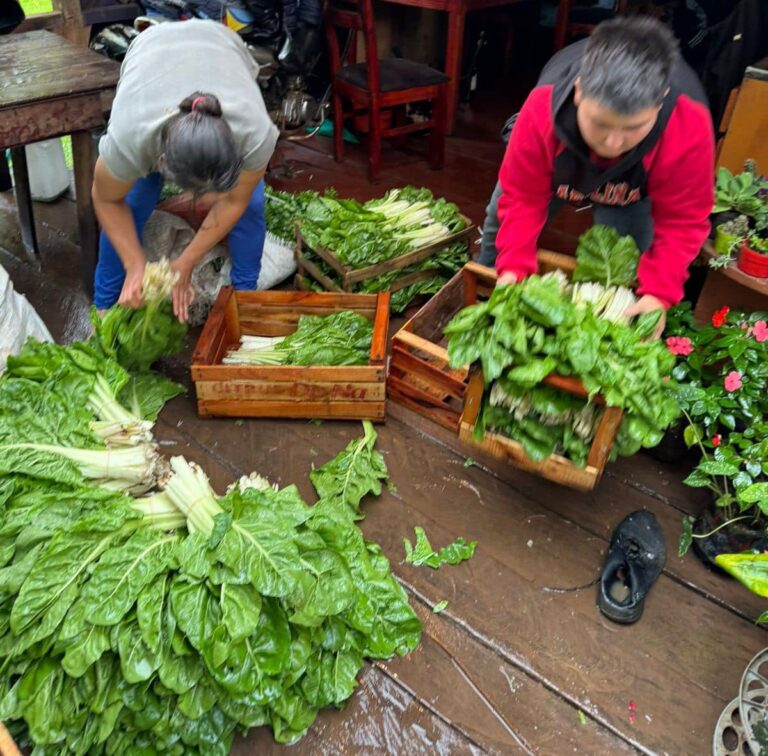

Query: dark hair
[579,17,679,114]
[159,92,242,193]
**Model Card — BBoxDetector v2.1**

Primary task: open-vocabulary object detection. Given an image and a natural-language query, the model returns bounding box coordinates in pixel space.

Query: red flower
[753,320,768,343]
[665,336,694,356]
[712,306,730,328]
[724,371,743,392]
[712,434,722,447]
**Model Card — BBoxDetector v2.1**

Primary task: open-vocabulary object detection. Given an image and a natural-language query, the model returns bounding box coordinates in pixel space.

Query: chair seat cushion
[336,58,449,93]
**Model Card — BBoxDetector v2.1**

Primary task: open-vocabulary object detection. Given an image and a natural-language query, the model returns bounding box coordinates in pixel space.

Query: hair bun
[179,91,223,118]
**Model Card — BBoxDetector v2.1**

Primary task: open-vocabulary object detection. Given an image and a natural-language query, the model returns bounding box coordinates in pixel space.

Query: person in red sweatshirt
[477,16,714,337]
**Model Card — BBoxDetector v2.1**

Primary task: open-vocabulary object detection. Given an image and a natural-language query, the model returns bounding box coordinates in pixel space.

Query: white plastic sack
[142,211,296,326]
[0,265,53,373]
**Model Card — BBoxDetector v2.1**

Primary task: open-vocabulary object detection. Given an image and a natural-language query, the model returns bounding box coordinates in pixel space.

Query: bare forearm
[179,198,247,269]
[92,196,145,271]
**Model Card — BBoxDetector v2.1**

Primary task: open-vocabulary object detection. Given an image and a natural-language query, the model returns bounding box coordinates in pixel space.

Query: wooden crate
[191,288,390,420]
[459,372,623,492]
[294,215,474,293]
[387,252,575,431]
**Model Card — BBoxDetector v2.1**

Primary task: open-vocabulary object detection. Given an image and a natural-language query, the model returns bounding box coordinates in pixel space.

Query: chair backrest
[324,0,382,95]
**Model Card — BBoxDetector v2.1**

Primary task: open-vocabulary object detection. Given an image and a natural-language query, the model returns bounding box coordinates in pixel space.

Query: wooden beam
[14,11,63,33]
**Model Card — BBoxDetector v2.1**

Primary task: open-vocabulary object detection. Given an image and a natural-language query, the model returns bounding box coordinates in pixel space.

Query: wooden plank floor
[1,97,766,754]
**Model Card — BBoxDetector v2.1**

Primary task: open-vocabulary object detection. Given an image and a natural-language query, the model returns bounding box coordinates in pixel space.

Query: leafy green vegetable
[225,311,374,367]
[572,225,639,288]
[0,345,421,754]
[309,421,388,519]
[445,265,678,464]
[403,527,476,569]
[90,299,186,373]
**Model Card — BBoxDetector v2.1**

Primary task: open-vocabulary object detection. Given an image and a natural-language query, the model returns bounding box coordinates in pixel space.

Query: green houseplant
[670,308,768,567]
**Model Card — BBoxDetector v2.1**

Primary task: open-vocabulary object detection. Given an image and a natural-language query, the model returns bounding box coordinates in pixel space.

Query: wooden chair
[324,0,449,182]
[553,0,628,52]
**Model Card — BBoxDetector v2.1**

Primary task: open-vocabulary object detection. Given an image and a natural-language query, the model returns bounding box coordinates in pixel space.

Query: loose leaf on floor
[309,421,388,519]
[403,526,477,569]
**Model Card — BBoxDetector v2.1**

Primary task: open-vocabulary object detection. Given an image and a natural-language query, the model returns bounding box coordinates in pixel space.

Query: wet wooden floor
[1,102,765,754]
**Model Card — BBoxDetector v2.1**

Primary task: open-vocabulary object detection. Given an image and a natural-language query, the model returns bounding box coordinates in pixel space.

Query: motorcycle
[89,0,329,138]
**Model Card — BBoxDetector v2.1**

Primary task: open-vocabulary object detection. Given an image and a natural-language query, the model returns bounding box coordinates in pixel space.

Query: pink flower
[753,321,768,343]
[741,322,748,330]
[724,371,743,392]
[712,434,722,447]
[665,336,693,356]
[712,307,730,328]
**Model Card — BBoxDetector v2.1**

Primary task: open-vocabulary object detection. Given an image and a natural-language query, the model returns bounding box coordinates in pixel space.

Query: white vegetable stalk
[1,442,162,489]
[132,491,186,531]
[88,374,153,446]
[163,456,224,537]
[142,258,179,301]
[223,335,287,366]
[569,282,637,324]
[227,472,277,494]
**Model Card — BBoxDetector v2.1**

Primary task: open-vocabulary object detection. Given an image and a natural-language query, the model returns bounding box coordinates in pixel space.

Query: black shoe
[597,510,666,624]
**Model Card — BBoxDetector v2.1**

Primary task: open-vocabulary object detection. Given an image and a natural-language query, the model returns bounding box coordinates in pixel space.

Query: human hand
[118,261,146,309]
[624,294,667,339]
[496,271,518,287]
[170,258,196,324]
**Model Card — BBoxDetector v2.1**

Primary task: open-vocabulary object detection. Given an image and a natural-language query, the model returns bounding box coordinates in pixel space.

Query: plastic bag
[0,265,53,373]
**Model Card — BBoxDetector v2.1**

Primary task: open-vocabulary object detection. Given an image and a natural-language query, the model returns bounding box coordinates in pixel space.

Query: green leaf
[403,527,476,569]
[572,225,639,288]
[220,582,262,641]
[60,621,111,678]
[739,483,768,504]
[678,516,694,557]
[81,529,177,626]
[432,600,448,613]
[714,553,768,597]
[118,372,185,421]
[683,424,703,448]
[310,421,388,518]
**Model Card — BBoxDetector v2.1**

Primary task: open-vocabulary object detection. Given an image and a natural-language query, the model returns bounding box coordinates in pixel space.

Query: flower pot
[738,243,768,279]
[645,422,690,464]
[691,506,768,572]
[709,210,740,238]
[713,225,742,256]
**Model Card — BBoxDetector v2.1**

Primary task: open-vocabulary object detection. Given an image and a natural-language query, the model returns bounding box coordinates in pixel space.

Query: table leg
[71,130,98,297]
[9,146,41,268]
[445,9,466,135]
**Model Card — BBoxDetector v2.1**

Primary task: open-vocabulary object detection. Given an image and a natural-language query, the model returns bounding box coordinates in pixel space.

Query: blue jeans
[477,180,653,268]
[93,173,266,309]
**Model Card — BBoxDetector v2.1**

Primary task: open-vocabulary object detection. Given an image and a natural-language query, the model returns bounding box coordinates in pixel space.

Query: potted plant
[712,213,749,259]
[711,162,767,234]
[672,308,768,564]
[739,229,768,279]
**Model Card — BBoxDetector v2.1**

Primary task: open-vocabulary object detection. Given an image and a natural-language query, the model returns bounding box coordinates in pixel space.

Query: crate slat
[458,372,616,491]
[198,399,386,420]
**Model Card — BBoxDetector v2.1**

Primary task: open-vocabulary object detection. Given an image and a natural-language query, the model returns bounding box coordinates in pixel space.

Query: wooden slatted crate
[458,372,623,492]
[294,215,474,293]
[388,251,624,489]
[388,253,573,431]
[191,288,390,420]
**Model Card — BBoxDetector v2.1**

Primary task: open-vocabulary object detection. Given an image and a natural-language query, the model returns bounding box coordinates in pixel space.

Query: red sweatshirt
[495,43,714,307]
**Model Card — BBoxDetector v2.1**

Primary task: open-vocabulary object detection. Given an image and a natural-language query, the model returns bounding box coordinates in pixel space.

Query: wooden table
[377,0,532,133]
[0,30,119,294]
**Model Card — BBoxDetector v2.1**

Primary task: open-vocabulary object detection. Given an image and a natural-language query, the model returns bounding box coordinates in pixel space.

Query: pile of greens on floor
[265,185,470,313]
[444,226,679,466]
[0,268,421,754]
[223,310,373,366]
